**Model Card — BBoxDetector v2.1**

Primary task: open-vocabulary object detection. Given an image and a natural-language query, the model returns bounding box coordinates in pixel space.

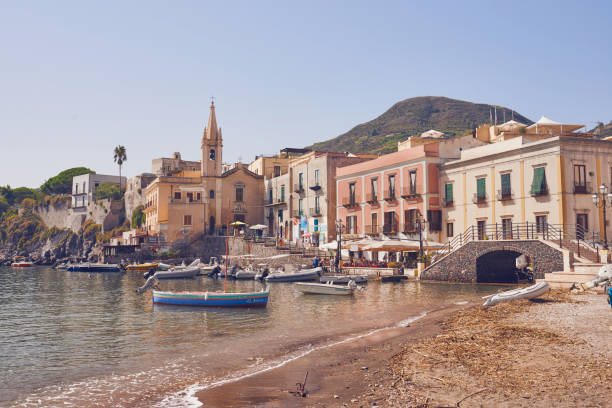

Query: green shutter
[530,168,546,195]
[445,183,453,202]
[501,173,511,195]
[477,178,486,199]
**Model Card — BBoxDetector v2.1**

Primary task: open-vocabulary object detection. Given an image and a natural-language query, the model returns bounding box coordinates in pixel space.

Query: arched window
[209,149,216,160]
[209,189,215,198]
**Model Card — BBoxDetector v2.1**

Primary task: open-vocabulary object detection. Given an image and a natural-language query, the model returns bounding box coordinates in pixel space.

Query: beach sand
[197,290,612,407]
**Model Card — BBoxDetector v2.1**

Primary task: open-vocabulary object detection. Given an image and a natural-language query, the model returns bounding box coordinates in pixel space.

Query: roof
[222,163,264,179]
[526,116,584,133]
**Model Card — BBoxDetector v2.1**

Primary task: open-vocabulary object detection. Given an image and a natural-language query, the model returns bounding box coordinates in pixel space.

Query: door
[576,214,588,240]
[477,220,486,240]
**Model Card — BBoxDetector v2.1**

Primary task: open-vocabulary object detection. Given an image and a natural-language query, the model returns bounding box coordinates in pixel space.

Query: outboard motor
[231,264,240,278]
[260,268,270,281]
[210,265,221,278]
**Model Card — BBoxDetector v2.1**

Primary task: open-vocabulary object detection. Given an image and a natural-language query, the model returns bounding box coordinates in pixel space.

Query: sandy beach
[197,290,612,407]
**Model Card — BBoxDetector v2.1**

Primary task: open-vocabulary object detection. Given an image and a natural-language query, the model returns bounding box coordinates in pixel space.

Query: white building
[72,174,126,208]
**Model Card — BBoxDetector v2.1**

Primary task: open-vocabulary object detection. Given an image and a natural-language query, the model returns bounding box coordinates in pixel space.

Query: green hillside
[308,96,532,154]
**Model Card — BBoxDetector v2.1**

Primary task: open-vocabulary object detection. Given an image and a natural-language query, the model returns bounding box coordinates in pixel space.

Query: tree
[113,145,127,191]
[40,167,95,195]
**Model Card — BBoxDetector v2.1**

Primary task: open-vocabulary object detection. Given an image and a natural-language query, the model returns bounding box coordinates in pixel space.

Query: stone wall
[421,240,564,282]
[228,237,313,267]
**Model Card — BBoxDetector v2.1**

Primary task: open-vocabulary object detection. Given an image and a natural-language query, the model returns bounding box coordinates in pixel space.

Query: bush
[131,205,145,228]
[40,167,95,195]
[94,183,122,200]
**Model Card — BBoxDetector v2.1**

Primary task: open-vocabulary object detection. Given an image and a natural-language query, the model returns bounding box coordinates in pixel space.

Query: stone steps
[540,269,598,289]
[573,263,604,274]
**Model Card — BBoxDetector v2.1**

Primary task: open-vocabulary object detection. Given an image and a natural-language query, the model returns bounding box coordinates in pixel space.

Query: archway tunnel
[476,250,523,283]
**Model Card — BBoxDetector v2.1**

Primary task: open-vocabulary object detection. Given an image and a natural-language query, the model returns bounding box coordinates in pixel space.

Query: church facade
[143,102,264,245]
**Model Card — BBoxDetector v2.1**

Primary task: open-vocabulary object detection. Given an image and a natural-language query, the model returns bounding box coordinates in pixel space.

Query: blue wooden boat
[67,263,121,272]
[152,289,269,307]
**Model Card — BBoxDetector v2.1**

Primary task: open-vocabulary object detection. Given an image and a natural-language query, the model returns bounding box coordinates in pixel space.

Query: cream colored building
[440,117,612,244]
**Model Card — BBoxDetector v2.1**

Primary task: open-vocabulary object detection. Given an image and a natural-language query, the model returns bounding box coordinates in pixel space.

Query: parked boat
[217,264,239,279]
[152,288,269,307]
[381,275,408,283]
[235,266,262,280]
[483,282,550,307]
[320,275,368,284]
[11,261,33,267]
[295,280,357,295]
[127,262,159,272]
[199,257,220,275]
[157,263,172,271]
[154,266,199,280]
[67,263,121,272]
[265,267,322,282]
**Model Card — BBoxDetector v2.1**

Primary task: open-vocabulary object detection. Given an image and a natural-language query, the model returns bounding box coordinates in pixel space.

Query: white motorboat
[483,282,550,307]
[320,275,368,284]
[265,267,321,282]
[295,280,357,295]
[154,265,200,279]
[157,263,172,271]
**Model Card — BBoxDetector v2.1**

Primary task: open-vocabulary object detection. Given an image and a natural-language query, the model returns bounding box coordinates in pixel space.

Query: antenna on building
[489,107,493,124]
[210,96,215,105]
[503,109,506,123]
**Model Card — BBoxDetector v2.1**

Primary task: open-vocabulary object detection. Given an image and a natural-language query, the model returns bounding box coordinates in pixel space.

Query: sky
[1,1,611,188]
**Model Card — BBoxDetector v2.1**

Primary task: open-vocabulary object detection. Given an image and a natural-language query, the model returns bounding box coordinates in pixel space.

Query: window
[383,211,397,233]
[315,196,320,213]
[184,215,192,225]
[371,212,378,234]
[530,167,548,196]
[210,190,215,199]
[75,183,79,194]
[298,199,303,215]
[500,173,511,198]
[314,169,320,185]
[476,178,486,201]
[235,187,244,202]
[427,210,442,231]
[187,192,194,202]
[349,182,356,204]
[298,173,303,189]
[405,209,417,232]
[83,182,86,193]
[280,185,285,202]
[502,218,513,239]
[536,215,548,233]
[274,165,281,177]
[445,183,453,205]
[209,149,216,160]
[346,215,358,234]
[174,192,181,200]
[371,178,378,200]
[409,170,417,195]
[447,222,454,237]
[268,189,273,203]
[574,165,586,193]
[576,214,588,240]
[388,175,396,197]
[477,220,486,240]
[196,192,201,201]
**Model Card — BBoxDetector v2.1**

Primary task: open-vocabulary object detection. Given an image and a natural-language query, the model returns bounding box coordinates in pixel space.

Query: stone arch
[473,243,535,283]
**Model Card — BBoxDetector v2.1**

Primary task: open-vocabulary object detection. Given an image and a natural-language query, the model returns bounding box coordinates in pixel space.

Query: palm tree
[113,145,127,191]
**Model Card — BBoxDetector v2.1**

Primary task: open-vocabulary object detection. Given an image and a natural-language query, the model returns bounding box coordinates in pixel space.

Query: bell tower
[201,100,223,177]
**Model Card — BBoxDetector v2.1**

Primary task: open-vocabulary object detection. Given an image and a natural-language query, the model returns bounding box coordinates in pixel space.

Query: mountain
[591,121,612,138]
[308,96,532,154]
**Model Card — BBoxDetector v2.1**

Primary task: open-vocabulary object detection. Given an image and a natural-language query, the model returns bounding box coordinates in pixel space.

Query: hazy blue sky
[1,1,611,188]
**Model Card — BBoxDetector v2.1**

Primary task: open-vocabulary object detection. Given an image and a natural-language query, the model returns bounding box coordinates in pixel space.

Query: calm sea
[0,266,505,407]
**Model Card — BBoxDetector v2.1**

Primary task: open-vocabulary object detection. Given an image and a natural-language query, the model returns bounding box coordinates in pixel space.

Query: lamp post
[413,211,427,276]
[335,219,345,273]
[592,184,612,249]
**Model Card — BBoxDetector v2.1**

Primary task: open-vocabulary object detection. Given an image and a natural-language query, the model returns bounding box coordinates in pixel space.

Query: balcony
[472,193,487,204]
[168,198,203,205]
[401,187,419,199]
[530,186,549,197]
[442,197,454,207]
[291,209,304,218]
[382,223,399,234]
[496,188,514,201]
[364,225,380,235]
[264,197,287,206]
[573,182,591,194]
[294,183,305,194]
[310,207,322,217]
[403,224,418,234]
[231,201,248,214]
[309,181,322,191]
[384,189,397,201]
[341,197,359,208]
[366,193,378,204]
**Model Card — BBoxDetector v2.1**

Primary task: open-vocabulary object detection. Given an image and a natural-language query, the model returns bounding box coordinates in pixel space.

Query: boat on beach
[126,262,159,272]
[67,263,122,272]
[295,280,358,295]
[483,282,550,307]
[265,267,322,282]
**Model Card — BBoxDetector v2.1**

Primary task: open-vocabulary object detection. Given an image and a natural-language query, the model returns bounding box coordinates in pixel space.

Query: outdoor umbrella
[248,224,268,230]
[230,221,247,226]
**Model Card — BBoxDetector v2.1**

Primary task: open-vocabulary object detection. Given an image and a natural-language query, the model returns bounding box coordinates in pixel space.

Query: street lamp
[591,183,612,249]
[413,211,427,264]
[335,219,345,273]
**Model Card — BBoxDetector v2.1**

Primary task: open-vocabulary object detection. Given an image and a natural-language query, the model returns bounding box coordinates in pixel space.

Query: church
[143,102,264,244]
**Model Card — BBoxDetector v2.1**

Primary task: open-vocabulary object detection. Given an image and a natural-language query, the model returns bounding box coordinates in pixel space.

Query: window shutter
[501,173,511,195]
[445,183,453,202]
[477,178,486,198]
[530,168,546,194]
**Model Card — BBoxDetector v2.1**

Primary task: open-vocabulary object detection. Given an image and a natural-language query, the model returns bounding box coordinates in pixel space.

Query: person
[313,255,320,268]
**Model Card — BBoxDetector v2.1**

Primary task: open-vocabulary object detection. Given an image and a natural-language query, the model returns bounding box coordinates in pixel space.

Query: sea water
[0,266,507,407]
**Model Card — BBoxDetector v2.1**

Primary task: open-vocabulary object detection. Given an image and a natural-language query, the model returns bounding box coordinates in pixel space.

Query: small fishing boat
[152,288,269,307]
[483,282,550,307]
[11,256,33,267]
[295,280,357,296]
[126,262,159,272]
[320,275,368,284]
[154,265,200,279]
[67,263,121,272]
[265,267,322,282]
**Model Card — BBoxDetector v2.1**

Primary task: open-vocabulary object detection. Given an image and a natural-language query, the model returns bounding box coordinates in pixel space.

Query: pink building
[336,143,444,242]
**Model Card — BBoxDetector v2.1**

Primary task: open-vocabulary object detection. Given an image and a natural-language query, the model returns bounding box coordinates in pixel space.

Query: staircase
[539,263,604,289]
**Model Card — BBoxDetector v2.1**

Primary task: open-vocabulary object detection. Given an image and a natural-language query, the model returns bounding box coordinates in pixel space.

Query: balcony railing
[291,209,304,218]
[366,193,378,203]
[294,183,304,194]
[401,187,419,199]
[384,189,397,201]
[472,193,487,204]
[530,185,549,197]
[364,225,380,235]
[168,198,203,204]
[309,181,322,191]
[264,197,287,205]
[382,223,399,234]
[310,207,322,216]
[496,188,514,201]
[442,197,454,207]
[231,201,248,213]
[341,197,358,207]
[573,182,591,194]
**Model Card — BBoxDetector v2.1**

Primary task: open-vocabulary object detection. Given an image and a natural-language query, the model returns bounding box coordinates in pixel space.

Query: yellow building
[144,102,264,245]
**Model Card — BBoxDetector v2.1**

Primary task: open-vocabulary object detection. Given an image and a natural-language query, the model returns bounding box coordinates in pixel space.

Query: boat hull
[152,290,269,307]
[483,282,550,307]
[295,282,354,295]
[67,264,121,272]
[127,263,159,272]
[154,267,199,279]
[234,270,257,280]
[265,267,321,282]
[320,275,367,284]
[11,262,33,267]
